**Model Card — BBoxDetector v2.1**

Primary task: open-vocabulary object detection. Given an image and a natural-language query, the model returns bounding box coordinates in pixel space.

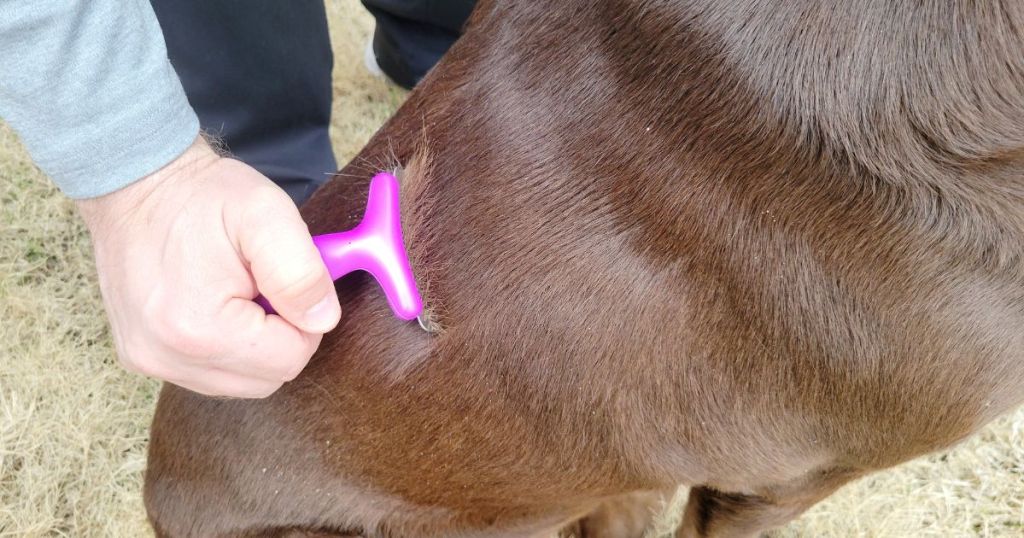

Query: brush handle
[255,172,423,321]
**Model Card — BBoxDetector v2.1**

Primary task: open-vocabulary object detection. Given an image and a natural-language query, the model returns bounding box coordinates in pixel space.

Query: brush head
[257,172,424,323]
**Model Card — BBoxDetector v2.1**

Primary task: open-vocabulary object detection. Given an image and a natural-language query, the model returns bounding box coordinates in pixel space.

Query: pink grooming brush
[255,172,423,323]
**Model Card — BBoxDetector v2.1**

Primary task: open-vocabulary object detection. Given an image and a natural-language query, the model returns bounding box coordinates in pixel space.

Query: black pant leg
[151,0,336,205]
[361,0,476,89]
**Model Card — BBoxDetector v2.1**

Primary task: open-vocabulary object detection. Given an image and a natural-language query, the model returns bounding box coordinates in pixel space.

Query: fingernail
[304,295,340,332]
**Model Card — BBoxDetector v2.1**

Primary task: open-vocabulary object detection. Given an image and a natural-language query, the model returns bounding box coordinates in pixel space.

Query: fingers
[167,363,284,399]
[143,182,335,397]
[123,314,318,398]
[119,348,279,399]
[211,297,324,382]
[87,153,343,399]
[234,186,341,334]
[122,302,321,398]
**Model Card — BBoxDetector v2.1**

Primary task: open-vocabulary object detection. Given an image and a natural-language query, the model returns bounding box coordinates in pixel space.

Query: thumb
[234,186,341,334]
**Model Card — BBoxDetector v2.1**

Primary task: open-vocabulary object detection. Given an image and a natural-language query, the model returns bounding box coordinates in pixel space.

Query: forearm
[0,0,199,199]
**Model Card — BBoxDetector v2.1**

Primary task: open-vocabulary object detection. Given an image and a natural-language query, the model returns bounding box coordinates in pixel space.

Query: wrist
[76,136,219,232]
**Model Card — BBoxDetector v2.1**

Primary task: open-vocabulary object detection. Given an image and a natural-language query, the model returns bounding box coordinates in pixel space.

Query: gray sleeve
[0,0,200,199]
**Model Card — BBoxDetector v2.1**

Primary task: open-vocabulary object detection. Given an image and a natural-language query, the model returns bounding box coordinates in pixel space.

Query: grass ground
[0,2,1021,536]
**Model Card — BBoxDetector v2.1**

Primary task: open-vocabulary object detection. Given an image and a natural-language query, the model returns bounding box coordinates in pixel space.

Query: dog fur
[145,1,1024,536]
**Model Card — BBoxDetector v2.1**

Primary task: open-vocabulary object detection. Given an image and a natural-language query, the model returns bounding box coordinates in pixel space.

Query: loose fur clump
[199,130,231,158]
[395,146,444,335]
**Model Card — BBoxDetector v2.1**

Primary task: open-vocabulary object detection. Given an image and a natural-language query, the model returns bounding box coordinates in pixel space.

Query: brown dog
[144,1,1024,536]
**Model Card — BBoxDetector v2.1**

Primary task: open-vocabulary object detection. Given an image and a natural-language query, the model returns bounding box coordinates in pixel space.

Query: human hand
[76,137,341,398]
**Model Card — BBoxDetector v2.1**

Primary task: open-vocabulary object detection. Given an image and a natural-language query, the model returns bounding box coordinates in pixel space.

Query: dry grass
[0,2,1021,536]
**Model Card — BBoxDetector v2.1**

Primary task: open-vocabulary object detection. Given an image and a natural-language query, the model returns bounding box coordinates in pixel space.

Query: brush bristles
[395,147,444,334]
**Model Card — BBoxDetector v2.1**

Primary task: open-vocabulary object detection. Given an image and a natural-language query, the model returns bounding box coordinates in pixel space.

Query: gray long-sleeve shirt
[0,0,199,199]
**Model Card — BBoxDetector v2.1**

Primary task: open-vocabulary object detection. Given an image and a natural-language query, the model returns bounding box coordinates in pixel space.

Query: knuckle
[152,314,218,358]
[249,184,292,207]
[232,381,281,399]
[115,336,167,378]
[118,356,144,375]
[245,186,297,222]
[262,263,326,302]
[122,357,167,380]
[252,383,282,399]
[183,375,280,399]
[280,358,308,382]
[178,381,219,397]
